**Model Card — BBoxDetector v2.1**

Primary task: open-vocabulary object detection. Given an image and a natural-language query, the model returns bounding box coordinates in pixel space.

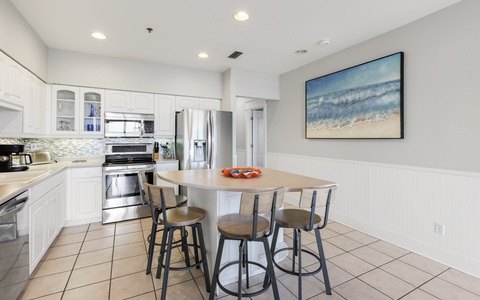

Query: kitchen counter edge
[0,159,104,205]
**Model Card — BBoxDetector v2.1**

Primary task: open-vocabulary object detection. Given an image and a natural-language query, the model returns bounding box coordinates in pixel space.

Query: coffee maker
[0,144,32,172]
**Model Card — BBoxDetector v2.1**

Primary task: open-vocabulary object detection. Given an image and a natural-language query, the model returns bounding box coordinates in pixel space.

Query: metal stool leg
[237,240,244,299]
[160,227,175,300]
[263,223,280,288]
[146,211,158,274]
[156,224,169,280]
[263,237,280,300]
[315,228,331,295]
[297,229,303,300]
[192,225,200,268]
[196,223,210,292]
[209,235,226,300]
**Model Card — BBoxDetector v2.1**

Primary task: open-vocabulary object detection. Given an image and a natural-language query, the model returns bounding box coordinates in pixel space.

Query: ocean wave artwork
[305,52,404,138]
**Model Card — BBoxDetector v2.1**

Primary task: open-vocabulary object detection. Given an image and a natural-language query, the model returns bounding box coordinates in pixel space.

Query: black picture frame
[305,52,404,139]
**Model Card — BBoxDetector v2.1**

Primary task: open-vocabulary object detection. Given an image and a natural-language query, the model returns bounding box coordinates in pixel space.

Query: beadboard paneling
[268,152,480,279]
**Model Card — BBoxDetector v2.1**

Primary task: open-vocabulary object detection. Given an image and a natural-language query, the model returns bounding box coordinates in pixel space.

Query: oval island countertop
[157,168,337,193]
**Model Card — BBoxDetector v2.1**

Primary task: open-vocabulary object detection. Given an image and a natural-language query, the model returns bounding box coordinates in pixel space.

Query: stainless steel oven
[102,143,155,224]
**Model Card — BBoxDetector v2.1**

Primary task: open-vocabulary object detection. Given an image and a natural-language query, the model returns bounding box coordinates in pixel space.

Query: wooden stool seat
[218,214,270,239]
[274,209,321,229]
[160,206,205,226]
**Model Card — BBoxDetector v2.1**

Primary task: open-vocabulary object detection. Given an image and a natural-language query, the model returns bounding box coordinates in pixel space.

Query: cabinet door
[52,85,79,134]
[45,190,58,246]
[56,181,67,229]
[35,79,46,135]
[198,98,221,110]
[6,58,25,106]
[105,90,131,113]
[29,197,46,269]
[80,87,104,135]
[131,92,154,113]
[0,52,6,99]
[156,162,179,193]
[176,96,198,111]
[154,94,175,136]
[23,72,37,134]
[71,177,102,220]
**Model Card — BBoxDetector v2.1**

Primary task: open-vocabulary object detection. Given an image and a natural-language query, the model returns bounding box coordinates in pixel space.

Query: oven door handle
[103,168,156,176]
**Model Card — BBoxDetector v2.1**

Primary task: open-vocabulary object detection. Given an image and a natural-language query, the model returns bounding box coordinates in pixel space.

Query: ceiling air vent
[228,51,243,59]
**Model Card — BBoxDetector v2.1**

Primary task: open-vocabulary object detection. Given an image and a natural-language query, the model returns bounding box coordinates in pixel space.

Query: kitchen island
[156,168,337,286]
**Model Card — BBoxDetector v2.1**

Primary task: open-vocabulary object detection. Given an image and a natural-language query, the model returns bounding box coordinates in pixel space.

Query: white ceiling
[11,0,462,75]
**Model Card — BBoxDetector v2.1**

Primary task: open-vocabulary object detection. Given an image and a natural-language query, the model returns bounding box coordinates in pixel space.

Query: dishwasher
[0,190,29,300]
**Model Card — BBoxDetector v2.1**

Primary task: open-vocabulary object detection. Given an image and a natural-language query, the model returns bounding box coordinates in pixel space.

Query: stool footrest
[217,260,272,298]
[158,242,203,271]
[273,247,323,276]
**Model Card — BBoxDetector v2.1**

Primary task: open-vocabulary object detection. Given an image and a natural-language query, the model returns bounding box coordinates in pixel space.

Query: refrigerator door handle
[207,111,213,168]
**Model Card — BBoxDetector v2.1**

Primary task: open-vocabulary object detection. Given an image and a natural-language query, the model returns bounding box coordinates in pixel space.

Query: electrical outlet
[434,222,445,236]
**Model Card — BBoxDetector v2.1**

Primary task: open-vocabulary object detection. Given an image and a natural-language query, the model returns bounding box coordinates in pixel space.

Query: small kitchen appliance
[104,112,155,138]
[0,144,32,172]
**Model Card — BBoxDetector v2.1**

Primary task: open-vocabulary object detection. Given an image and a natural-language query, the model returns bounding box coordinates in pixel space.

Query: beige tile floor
[20,207,480,300]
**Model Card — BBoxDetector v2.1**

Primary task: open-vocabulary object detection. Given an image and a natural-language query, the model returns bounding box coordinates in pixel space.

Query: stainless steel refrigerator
[176,109,233,172]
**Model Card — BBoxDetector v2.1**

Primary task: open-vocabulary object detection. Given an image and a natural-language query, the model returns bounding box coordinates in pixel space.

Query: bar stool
[144,182,210,300]
[269,186,336,299]
[137,172,187,275]
[209,187,285,300]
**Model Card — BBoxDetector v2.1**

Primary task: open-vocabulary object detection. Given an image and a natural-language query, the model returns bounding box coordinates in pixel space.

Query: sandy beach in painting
[307,114,402,138]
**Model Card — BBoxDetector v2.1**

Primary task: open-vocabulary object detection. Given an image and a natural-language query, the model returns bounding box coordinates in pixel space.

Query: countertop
[0,159,104,205]
[0,157,178,205]
[157,168,337,192]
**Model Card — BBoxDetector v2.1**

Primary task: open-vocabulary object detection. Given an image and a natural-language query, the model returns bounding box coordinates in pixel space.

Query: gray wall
[270,0,480,172]
[0,0,47,79]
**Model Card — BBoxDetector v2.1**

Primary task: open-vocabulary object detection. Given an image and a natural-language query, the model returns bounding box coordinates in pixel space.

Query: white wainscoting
[268,152,480,279]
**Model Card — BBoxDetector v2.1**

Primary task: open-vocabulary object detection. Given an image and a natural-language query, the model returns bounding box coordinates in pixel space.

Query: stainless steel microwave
[104,112,155,138]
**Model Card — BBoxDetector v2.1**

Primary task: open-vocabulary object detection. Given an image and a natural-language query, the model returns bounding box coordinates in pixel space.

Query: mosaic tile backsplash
[0,138,173,158]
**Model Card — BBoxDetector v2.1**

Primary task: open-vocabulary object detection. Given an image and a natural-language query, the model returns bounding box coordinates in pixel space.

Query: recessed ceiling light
[91,32,106,40]
[295,49,308,55]
[198,52,209,58]
[233,11,250,21]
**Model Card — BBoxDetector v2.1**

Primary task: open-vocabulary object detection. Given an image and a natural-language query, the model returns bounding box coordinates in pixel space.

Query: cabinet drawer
[156,162,178,171]
[71,167,102,179]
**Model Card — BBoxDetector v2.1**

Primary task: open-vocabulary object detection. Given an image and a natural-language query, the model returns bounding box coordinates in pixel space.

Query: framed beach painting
[305,52,404,139]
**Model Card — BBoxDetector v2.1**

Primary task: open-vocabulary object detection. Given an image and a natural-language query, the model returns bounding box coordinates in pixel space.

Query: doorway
[245,99,267,167]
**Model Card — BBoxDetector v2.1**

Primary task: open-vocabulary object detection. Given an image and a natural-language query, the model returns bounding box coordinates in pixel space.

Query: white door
[251,109,265,167]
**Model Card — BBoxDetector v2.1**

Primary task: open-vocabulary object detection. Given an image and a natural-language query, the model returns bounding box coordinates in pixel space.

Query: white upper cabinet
[199,98,221,110]
[80,88,104,135]
[51,85,104,136]
[131,92,155,114]
[176,96,220,112]
[105,90,154,114]
[154,94,176,136]
[175,96,198,111]
[0,51,25,110]
[52,85,79,135]
[23,72,46,135]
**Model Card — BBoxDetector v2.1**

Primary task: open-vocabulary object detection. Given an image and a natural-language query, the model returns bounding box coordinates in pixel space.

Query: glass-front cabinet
[81,88,104,134]
[51,85,104,135]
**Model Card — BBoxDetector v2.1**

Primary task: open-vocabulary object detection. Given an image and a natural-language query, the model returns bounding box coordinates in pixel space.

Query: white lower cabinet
[29,171,66,272]
[68,167,102,223]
